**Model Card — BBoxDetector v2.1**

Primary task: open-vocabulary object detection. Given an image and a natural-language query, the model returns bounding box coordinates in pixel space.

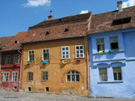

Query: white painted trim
[61,46,70,59]
[75,45,84,58]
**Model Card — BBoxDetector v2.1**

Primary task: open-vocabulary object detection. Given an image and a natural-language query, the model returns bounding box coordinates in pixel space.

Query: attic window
[64,28,69,32]
[15,41,19,44]
[112,17,131,25]
[46,31,50,35]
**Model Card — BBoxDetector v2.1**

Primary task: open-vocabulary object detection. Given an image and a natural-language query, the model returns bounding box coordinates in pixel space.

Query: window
[28,72,33,81]
[75,45,84,58]
[28,50,34,61]
[41,71,48,81]
[61,46,70,59]
[96,38,105,52]
[13,54,19,64]
[67,70,79,82]
[12,72,18,82]
[5,55,11,65]
[110,36,119,50]
[99,68,107,81]
[112,17,131,25]
[3,73,9,82]
[113,67,122,80]
[42,49,49,60]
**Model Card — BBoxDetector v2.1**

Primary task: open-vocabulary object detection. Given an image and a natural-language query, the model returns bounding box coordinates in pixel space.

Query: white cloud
[80,10,89,14]
[122,0,135,8]
[23,0,51,7]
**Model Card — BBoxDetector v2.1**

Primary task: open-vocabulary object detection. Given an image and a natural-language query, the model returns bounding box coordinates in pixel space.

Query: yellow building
[20,12,91,96]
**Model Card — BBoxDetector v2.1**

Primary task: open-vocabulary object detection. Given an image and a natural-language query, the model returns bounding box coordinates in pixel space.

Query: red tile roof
[0,36,14,48]
[22,12,92,43]
[1,32,27,52]
[88,6,135,34]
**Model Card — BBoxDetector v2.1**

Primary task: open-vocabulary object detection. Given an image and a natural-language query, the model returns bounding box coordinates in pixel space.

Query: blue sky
[0,0,134,37]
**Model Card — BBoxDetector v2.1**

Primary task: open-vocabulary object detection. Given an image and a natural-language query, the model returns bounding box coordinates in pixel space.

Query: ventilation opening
[112,17,131,25]
[28,87,31,91]
[15,41,18,44]
[59,19,61,21]
[46,31,49,35]
[46,87,49,92]
[64,28,69,32]
[14,86,17,89]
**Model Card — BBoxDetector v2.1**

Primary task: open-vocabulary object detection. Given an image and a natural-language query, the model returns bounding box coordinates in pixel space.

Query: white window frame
[3,72,9,82]
[13,54,19,64]
[61,46,70,59]
[5,55,11,65]
[12,72,18,82]
[99,68,107,81]
[28,50,34,61]
[66,70,79,82]
[42,49,49,61]
[75,45,84,58]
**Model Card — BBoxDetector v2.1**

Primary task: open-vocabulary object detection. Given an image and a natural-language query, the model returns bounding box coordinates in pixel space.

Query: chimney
[117,1,123,12]
[48,10,53,20]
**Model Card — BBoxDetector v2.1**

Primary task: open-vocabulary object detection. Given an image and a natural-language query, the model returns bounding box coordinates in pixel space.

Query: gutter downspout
[18,49,22,92]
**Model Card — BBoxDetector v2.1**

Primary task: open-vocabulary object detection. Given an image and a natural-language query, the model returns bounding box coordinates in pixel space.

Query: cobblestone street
[0,90,134,101]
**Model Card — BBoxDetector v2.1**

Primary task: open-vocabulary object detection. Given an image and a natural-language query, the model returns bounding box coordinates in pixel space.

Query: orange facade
[20,37,89,96]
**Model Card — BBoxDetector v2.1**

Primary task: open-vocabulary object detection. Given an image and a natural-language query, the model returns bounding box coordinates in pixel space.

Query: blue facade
[89,29,135,98]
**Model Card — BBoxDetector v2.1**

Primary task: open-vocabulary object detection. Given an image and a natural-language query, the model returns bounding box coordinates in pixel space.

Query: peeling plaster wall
[20,37,89,96]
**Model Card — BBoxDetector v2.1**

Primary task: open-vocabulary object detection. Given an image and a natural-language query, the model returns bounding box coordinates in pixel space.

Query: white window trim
[42,48,49,61]
[75,45,84,58]
[28,50,35,61]
[61,46,70,59]
[66,70,80,82]
[3,72,9,82]
[12,72,18,82]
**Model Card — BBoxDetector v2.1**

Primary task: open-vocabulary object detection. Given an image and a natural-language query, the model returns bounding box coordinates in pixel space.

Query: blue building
[88,3,135,98]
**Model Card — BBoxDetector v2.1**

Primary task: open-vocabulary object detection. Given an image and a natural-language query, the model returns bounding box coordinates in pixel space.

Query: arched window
[67,70,79,82]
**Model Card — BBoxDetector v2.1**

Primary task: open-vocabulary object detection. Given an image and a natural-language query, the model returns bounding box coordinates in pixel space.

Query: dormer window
[112,17,131,25]
[64,28,69,32]
[46,31,49,35]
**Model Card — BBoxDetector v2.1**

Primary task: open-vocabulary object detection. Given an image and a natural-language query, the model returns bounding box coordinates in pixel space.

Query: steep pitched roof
[0,36,14,49]
[88,6,135,34]
[22,12,92,43]
[1,32,27,52]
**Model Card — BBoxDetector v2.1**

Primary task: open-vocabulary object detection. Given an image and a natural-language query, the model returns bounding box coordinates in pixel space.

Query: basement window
[64,28,69,32]
[112,17,131,25]
[46,31,50,35]
[46,87,49,92]
[28,87,31,91]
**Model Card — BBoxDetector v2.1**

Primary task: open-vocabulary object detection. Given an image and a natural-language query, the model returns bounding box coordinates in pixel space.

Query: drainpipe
[18,49,22,92]
[86,37,89,89]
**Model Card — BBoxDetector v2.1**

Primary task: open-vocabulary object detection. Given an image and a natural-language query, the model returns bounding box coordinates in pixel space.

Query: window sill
[61,59,70,60]
[93,50,125,55]
[41,80,48,82]
[97,81,123,84]
[27,80,33,82]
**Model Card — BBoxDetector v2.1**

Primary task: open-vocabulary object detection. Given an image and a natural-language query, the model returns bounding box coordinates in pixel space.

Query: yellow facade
[20,37,89,96]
